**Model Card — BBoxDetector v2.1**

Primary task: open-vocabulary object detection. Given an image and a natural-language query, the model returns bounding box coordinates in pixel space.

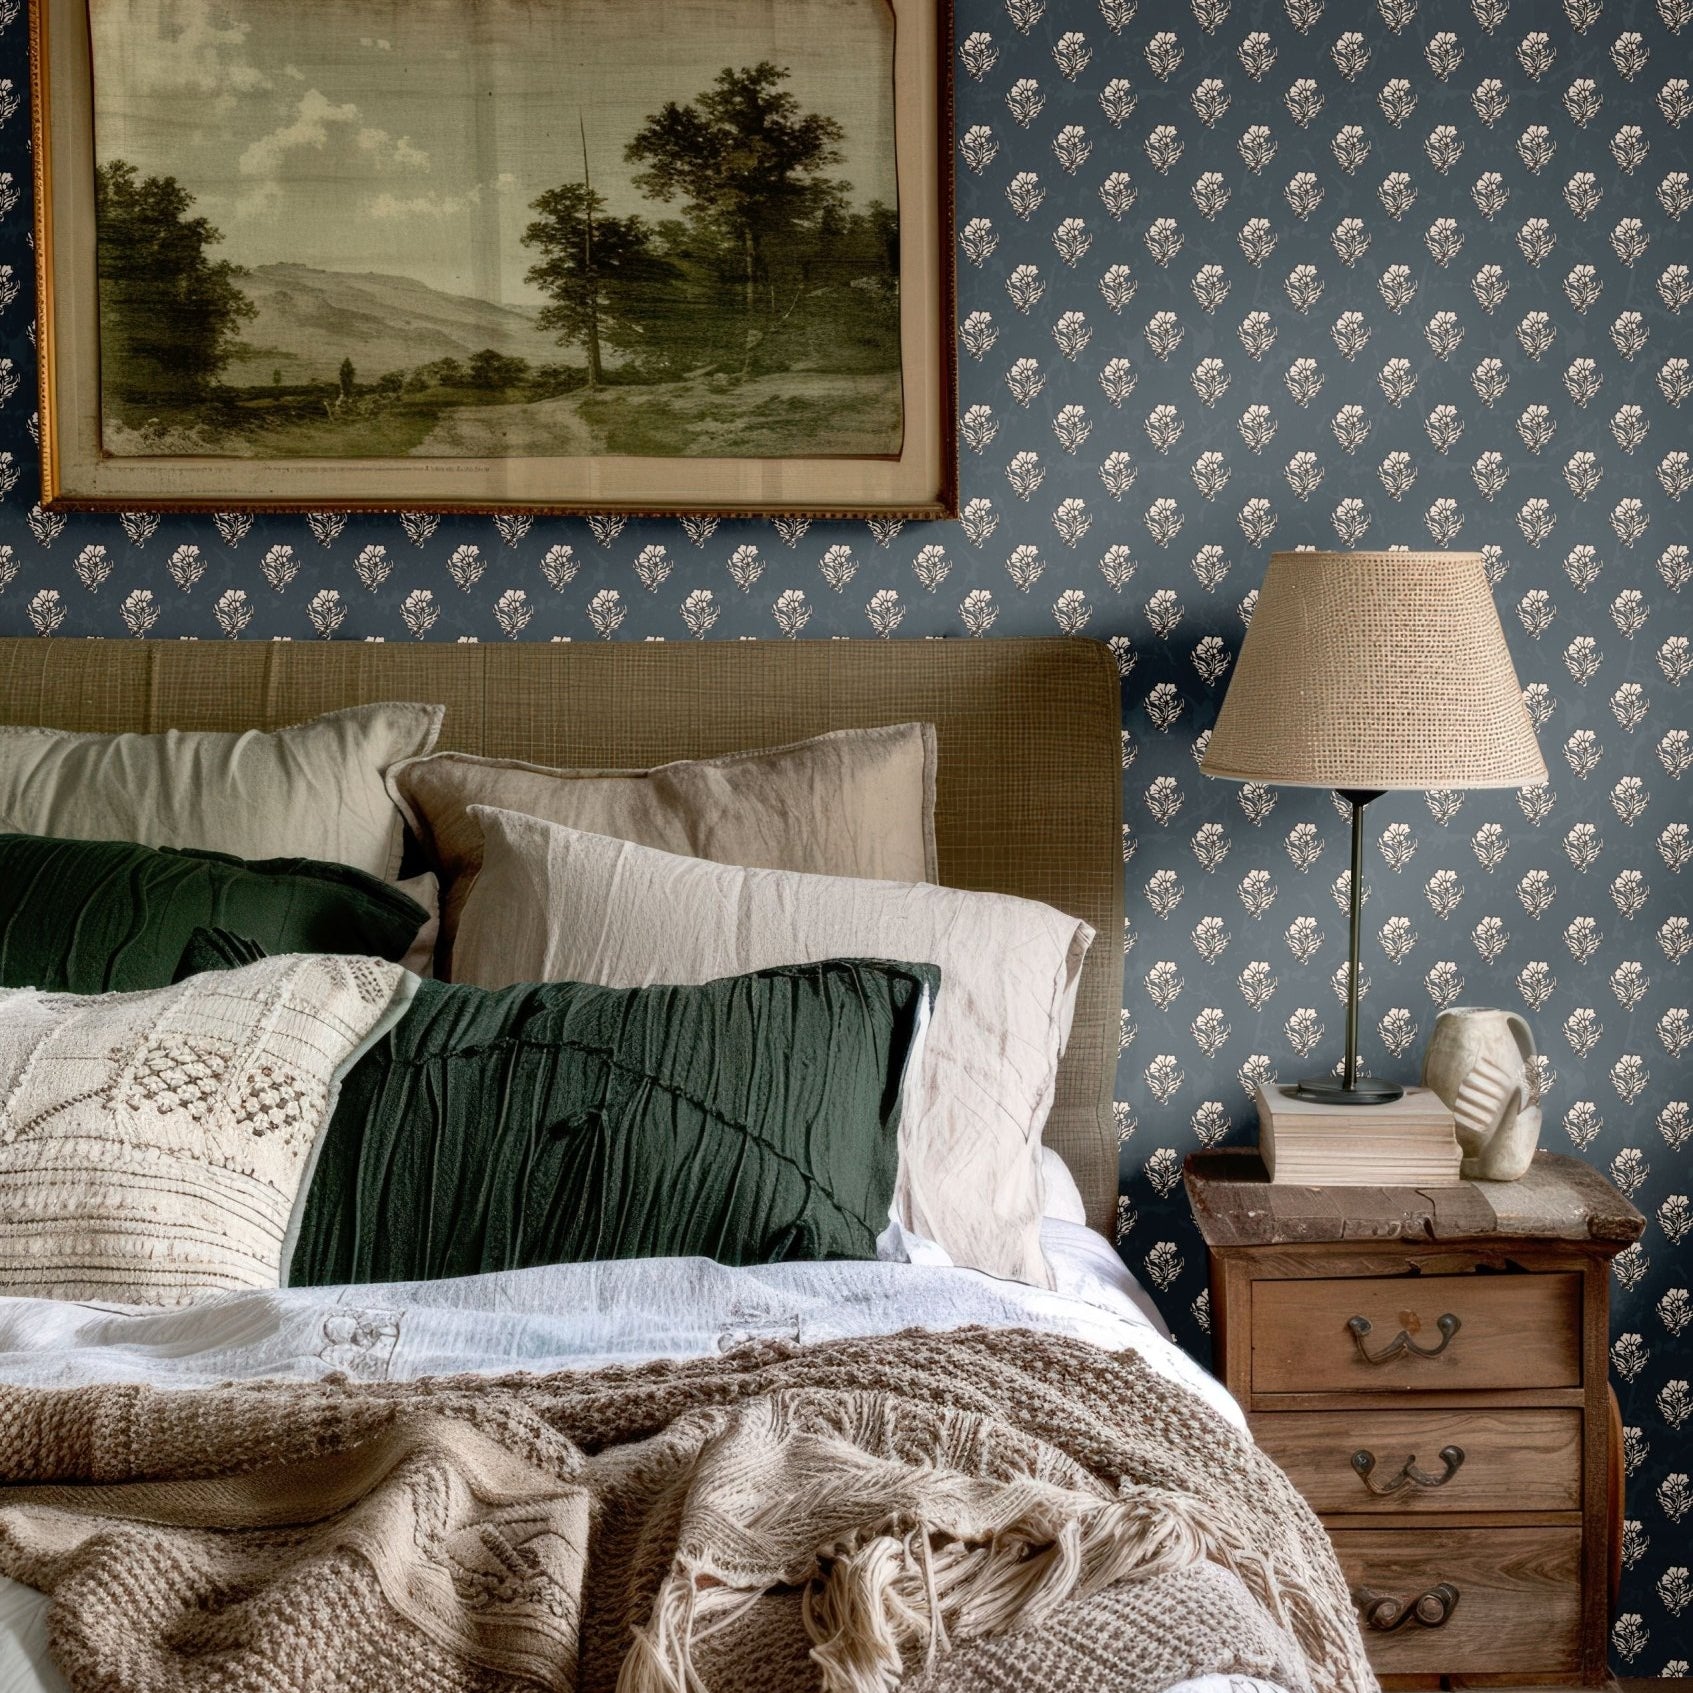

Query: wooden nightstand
[1185,1149,1643,1692]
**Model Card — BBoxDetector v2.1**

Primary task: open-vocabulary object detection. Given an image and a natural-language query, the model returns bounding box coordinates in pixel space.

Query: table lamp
[1201,550,1548,1106]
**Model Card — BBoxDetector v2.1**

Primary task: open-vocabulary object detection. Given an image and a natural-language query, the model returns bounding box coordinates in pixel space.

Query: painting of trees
[519,62,899,398]
[624,64,863,377]
[94,161,254,409]
[61,0,941,501]
[520,184,674,386]
[466,349,531,389]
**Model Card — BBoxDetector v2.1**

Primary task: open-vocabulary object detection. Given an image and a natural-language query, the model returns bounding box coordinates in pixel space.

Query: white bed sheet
[0,1222,1258,1693]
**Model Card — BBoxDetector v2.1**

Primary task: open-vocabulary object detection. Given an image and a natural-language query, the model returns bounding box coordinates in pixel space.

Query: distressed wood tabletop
[1184,1148,1645,1249]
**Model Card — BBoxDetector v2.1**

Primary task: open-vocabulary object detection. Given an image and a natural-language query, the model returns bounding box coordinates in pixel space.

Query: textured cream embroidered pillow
[0,955,403,1303]
[0,704,443,881]
[386,723,937,964]
[454,807,1094,1290]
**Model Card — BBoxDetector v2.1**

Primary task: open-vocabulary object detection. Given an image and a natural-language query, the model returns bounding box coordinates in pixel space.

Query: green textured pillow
[289,958,937,1285]
[173,925,271,982]
[0,834,429,994]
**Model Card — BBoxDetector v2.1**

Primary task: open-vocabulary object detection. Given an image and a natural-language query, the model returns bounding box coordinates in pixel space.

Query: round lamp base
[1292,1074,1406,1107]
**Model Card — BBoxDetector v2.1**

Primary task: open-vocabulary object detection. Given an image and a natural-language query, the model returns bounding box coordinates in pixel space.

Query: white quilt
[0,1222,1256,1693]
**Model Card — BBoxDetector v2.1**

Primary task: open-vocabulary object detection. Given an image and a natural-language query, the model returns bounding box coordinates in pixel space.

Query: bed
[0,637,1366,1693]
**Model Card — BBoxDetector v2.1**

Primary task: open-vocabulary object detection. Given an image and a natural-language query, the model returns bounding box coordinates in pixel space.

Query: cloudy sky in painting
[90,0,896,307]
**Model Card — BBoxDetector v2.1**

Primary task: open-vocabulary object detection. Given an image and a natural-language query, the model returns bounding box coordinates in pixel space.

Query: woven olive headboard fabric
[0,636,1125,1231]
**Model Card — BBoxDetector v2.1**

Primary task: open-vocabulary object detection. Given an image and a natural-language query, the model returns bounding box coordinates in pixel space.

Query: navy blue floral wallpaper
[0,0,1689,1664]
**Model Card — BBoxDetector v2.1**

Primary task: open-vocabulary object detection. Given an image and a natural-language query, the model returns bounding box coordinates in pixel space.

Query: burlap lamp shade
[1202,550,1547,1106]
[1203,551,1548,790]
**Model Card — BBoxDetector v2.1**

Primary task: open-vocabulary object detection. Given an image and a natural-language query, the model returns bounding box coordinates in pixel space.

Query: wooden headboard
[0,636,1126,1231]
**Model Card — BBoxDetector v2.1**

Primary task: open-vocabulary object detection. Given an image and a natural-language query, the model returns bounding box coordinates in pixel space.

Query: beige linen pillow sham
[387,722,938,964]
[0,704,442,882]
[453,805,1093,1290]
[393,873,442,976]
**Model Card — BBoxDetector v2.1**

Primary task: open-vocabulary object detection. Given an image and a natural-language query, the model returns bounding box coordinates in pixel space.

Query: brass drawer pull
[1351,1445,1466,1495]
[1353,1581,1461,1632]
[1347,1311,1461,1364]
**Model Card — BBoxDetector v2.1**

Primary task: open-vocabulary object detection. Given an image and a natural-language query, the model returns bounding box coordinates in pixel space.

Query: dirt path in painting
[407,372,902,460]
[410,394,600,459]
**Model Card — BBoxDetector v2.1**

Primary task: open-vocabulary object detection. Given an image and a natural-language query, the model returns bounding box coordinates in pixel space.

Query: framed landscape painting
[30,0,955,516]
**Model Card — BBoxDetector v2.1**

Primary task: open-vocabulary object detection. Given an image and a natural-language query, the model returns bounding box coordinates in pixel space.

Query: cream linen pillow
[0,953,404,1304]
[454,805,1094,1290]
[0,704,443,881]
[386,722,937,963]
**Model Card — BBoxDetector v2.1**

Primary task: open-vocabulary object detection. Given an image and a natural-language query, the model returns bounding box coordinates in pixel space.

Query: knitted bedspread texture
[0,1326,1377,1693]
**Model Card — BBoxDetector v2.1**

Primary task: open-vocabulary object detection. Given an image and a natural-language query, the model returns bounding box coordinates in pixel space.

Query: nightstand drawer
[1330,1527,1582,1676]
[1252,1409,1582,1513]
[1251,1273,1582,1394]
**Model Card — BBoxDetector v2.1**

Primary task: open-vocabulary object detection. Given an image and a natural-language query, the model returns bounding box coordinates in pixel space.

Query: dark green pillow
[289,957,937,1285]
[0,833,428,994]
[173,925,271,982]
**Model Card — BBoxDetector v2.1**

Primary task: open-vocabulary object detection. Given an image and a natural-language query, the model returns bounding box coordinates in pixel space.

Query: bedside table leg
[1606,1386,1623,1611]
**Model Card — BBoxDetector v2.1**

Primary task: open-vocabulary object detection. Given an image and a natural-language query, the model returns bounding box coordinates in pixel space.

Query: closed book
[1258,1083,1462,1185]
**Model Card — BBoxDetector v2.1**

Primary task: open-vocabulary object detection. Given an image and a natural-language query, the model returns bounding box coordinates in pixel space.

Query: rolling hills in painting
[222,265,561,388]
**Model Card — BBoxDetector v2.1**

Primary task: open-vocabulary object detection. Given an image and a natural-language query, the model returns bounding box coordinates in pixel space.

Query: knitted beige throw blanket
[0,1328,1376,1693]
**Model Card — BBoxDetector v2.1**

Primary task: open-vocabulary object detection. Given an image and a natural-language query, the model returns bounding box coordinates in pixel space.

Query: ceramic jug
[1421,1007,1542,1181]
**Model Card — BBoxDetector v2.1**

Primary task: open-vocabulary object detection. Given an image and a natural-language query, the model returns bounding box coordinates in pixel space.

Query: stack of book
[1256,1083,1462,1185]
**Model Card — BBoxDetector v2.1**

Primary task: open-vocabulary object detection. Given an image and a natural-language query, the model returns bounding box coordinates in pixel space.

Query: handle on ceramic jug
[1505,1012,1538,1106]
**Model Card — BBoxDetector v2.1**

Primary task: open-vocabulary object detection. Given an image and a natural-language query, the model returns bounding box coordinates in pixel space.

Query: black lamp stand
[1291,788,1405,1107]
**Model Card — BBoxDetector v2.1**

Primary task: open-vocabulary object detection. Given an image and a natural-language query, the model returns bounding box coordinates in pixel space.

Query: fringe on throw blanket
[0,1328,1378,1693]
[614,1394,1350,1693]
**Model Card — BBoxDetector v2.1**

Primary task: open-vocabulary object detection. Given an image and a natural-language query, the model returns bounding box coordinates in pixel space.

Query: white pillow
[0,955,404,1304]
[0,704,443,881]
[1039,1146,1090,1226]
[453,806,1094,1289]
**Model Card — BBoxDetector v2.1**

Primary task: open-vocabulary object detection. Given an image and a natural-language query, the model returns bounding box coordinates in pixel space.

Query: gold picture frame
[30,0,956,517]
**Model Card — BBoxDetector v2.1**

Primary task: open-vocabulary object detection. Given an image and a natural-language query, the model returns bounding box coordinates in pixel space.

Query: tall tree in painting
[95,162,254,411]
[522,183,671,387]
[626,63,849,376]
